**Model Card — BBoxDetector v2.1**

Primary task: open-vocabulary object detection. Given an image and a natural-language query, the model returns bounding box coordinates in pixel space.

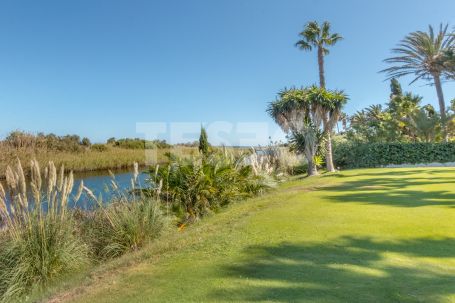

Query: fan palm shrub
[149,151,273,222]
[405,107,441,142]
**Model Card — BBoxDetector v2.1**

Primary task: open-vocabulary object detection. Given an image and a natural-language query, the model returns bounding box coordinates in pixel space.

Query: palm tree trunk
[325,133,335,172]
[317,47,325,88]
[322,116,336,172]
[307,157,319,176]
[318,49,335,172]
[433,74,448,142]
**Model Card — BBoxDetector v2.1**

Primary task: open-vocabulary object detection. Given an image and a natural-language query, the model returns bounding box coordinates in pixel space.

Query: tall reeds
[79,163,168,260]
[0,160,88,302]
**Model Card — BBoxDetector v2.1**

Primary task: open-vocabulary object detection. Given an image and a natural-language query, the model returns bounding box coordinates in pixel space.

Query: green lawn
[53,168,455,303]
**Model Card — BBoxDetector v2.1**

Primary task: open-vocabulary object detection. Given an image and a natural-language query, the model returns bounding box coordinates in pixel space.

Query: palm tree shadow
[323,169,455,208]
[210,236,455,302]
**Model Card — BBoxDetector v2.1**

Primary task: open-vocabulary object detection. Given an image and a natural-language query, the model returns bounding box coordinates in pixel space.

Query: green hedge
[333,142,455,168]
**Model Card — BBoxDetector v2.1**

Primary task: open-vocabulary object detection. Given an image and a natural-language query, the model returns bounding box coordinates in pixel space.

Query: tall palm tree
[295,21,343,88]
[382,24,455,142]
[296,21,343,172]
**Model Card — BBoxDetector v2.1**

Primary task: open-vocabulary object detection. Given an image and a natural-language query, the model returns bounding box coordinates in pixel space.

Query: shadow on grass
[211,236,455,302]
[322,169,455,208]
[341,168,455,177]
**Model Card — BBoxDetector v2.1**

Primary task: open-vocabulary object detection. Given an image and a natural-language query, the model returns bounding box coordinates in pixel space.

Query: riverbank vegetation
[0,131,198,179]
[0,129,291,301]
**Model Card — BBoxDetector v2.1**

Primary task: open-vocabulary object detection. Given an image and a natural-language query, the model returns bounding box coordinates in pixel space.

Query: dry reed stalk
[83,186,97,202]
[74,180,84,202]
[0,183,7,218]
[133,162,139,182]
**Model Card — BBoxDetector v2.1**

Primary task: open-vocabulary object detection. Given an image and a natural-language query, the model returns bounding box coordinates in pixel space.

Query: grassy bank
[0,149,274,302]
[0,146,197,178]
[39,167,455,303]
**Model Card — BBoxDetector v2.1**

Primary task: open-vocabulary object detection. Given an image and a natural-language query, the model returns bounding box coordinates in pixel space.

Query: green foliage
[267,86,347,175]
[0,214,88,302]
[382,24,455,84]
[389,78,402,98]
[113,138,171,149]
[149,151,274,221]
[110,138,170,149]
[406,108,441,142]
[382,24,455,140]
[91,143,109,152]
[347,79,446,143]
[295,21,343,56]
[333,142,455,168]
[3,131,86,152]
[198,127,210,156]
[81,137,91,147]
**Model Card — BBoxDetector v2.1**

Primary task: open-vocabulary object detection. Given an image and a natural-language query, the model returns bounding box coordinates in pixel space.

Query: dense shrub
[91,143,109,151]
[113,138,170,149]
[149,151,275,222]
[333,142,455,168]
[3,131,86,152]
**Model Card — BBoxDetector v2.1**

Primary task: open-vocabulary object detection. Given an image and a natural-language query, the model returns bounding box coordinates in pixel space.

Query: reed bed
[0,145,197,179]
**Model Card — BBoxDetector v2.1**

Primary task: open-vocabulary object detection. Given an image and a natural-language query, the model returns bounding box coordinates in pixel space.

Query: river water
[1,168,150,210]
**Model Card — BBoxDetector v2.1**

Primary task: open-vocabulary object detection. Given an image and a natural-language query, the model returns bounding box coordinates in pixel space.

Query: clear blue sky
[1,0,454,144]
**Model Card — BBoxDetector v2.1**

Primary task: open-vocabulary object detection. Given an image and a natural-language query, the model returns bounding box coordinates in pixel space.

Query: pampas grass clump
[79,164,169,260]
[0,160,88,302]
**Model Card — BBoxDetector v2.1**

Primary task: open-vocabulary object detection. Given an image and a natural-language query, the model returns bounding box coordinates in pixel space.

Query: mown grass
[41,167,455,303]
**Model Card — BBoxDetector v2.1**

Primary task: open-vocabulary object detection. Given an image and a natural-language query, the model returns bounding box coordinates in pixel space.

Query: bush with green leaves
[91,143,109,151]
[333,142,455,168]
[149,151,275,222]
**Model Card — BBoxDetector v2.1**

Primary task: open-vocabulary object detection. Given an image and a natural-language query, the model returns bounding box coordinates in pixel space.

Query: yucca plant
[0,160,88,302]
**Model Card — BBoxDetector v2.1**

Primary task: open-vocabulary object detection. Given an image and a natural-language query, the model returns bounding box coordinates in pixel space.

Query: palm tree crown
[296,21,343,56]
[382,23,455,141]
[382,24,455,83]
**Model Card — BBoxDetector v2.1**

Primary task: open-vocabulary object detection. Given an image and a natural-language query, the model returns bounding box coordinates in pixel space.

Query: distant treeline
[1,131,201,152]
